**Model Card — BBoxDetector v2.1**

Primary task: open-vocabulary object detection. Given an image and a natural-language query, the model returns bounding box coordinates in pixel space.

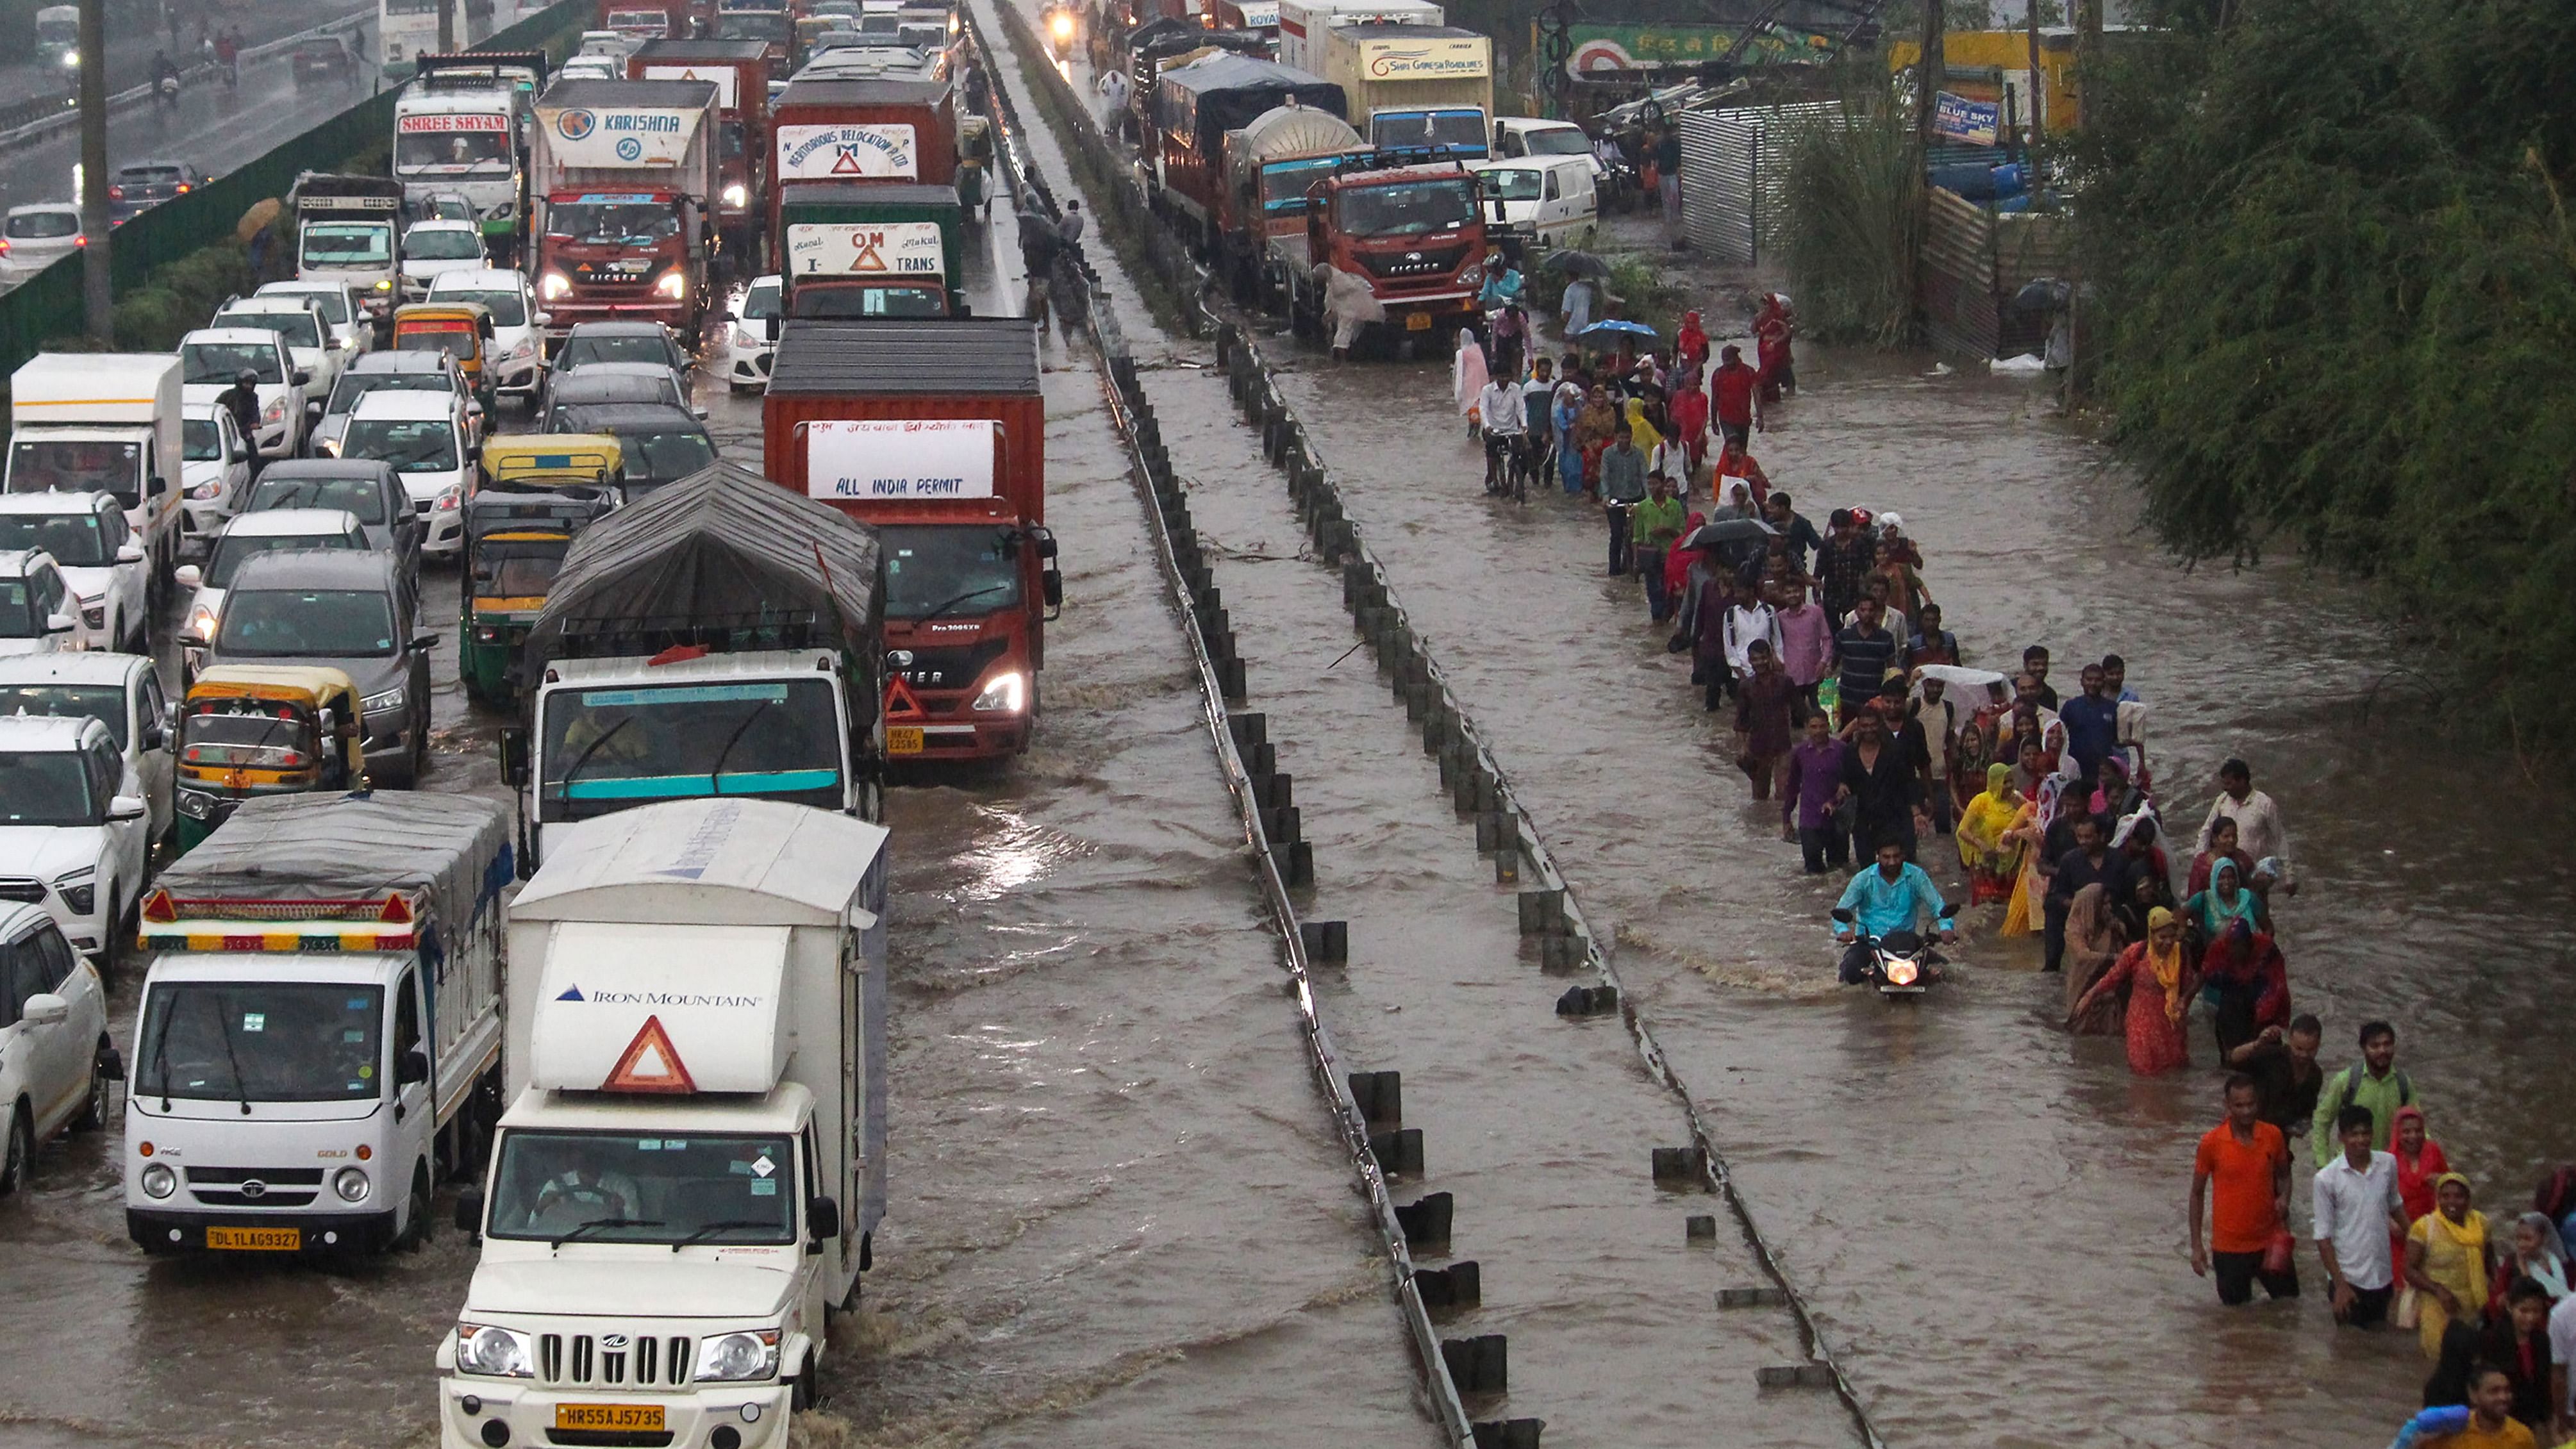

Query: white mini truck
[124,791,513,1255]
[439,797,889,1449]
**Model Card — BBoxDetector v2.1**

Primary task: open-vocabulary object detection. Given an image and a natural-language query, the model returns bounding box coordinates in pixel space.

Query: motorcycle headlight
[1885,959,1918,986]
[692,1330,780,1383]
[178,790,217,820]
[54,874,95,916]
[140,1163,176,1198]
[971,670,1026,713]
[362,686,406,714]
[652,269,686,300]
[455,1323,535,1379]
[722,183,748,209]
[332,1166,370,1202]
[538,270,571,300]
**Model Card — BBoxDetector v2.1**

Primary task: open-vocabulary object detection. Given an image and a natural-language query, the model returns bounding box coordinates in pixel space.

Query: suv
[176,508,372,653]
[0,899,116,1194]
[242,460,424,583]
[199,551,436,787]
[256,279,372,359]
[312,351,470,458]
[0,551,78,658]
[178,328,308,460]
[0,652,176,851]
[212,297,342,416]
[0,493,147,654]
[427,269,548,402]
[108,161,208,224]
[341,391,478,559]
[0,715,151,959]
[178,404,256,559]
[0,204,84,281]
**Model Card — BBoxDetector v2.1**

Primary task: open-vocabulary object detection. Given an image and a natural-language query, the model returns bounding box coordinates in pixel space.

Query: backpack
[2336,1064,2414,1114]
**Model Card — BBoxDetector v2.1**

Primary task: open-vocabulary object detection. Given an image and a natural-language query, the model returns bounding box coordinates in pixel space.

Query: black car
[536,364,696,431]
[200,551,438,788]
[292,36,359,85]
[542,402,716,499]
[108,161,208,224]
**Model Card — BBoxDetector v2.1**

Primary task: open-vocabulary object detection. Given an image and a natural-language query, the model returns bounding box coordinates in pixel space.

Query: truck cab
[1295,155,1486,344]
[394,73,528,258]
[6,353,185,589]
[531,79,724,344]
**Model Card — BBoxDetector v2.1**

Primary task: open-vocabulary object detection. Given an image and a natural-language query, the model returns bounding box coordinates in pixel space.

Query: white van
[1466,155,1598,248]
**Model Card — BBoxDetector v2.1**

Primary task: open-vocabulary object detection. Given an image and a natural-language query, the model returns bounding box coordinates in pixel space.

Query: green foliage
[109,242,255,352]
[1774,88,1920,346]
[2075,0,2576,732]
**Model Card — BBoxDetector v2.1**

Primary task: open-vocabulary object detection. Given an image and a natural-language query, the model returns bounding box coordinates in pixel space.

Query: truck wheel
[790,1354,817,1412]
[401,1163,433,1250]
[0,1104,31,1195]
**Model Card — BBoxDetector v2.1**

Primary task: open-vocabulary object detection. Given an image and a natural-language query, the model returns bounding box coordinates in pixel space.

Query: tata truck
[503,460,883,868]
[777,184,964,317]
[1283,153,1486,347]
[397,59,533,256]
[1148,53,1344,257]
[629,39,776,262]
[767,77,956,272]
[1304,19,1491,157]
[529,78,722,344]
[5,353,185,588]
[762,318,1056,762]
[292,172,409,325]
[123,792,512,1256]
[435,796,887,1449]
[1221,103,1360,303]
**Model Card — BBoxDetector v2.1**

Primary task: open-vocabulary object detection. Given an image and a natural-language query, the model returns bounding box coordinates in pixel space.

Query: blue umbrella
[1575,319,1661,340]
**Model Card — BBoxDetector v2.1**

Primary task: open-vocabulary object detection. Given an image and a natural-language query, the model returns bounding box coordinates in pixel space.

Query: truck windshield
[0,512,108,567]
[538,677,842,820]
[486,1132,797,1245]
[8,439,140,498]
[547,201,679,244]
[395,130,513,173]
[881,525,1022,620]
[135,982,385,1103]
[0,750,96,825]
[182,342,284,385]
[302,222,393,267]
[216,589,399,658]
[1335,177,1477,237]
[0,684,129,748]
[717,9,789,38]
[1372,111,1487,153]
[205,531,359,589]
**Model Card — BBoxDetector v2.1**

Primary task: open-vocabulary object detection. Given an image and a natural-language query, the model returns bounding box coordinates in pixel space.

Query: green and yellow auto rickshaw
[172,666,366,854]
[459,434,623,708]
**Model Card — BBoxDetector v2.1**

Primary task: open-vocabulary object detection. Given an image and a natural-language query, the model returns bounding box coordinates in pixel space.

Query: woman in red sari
[2068,906,2193,1074]
[1667,373,1709,479]
[2391,1104,2451,1270]
[1754,292,1795,401]
[1674,308,1711,382]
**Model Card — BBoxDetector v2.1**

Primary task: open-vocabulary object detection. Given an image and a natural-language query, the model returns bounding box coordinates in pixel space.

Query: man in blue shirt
[1831,836,1956,984]
[2057,660,2123,784]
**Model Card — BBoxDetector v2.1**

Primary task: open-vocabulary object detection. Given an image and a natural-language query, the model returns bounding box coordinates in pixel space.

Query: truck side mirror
[806,1195,840,1247]
[149,474,170,497]
[454,1185,484,1235]
[1041,569,1062,609]
[498,726,529,788]
[397,1048,431,1086]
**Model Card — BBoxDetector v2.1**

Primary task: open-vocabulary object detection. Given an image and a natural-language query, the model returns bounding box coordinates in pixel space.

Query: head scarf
[1624,397,1661,450]
[1453,329,1489,416]
[2518,1211,2571,1264]
[2090,754,2131,816]
[2034,774,2066,831]
[2392,1104,2432,1157]
[2144,906,2186,1023]
[1986,761,2011,796]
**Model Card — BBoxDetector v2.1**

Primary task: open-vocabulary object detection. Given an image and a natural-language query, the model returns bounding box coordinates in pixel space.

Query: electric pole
[438,0,454,55]
[1909,0,1945,344]
[78,0,112,343]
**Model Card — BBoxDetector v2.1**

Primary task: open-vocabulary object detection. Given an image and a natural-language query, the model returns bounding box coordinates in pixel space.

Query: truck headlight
[455,1324,535,1379]
[54,874,95,916]
[652,270,686,300]
[333,1166,370,1202]
[722,183,748,208]
[178,790,217,820]
[539,270,571,300]
[692,1330,779,1382]
[363,686,406,714]
[140,1162,176,1198]
[1459,261,1484,288]
[971,670,1026,713]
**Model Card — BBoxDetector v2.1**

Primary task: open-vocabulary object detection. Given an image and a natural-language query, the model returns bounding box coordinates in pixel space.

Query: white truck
[4,354,185,589]
[438,797,889,1449]
[293,172,410,324]
[1273,0,1442,72]
[395,67,529,256]
[123,791,513,1256]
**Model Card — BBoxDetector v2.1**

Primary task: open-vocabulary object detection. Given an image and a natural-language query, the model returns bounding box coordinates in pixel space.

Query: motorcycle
[1831,901,1961,998]
[154,74,181,110]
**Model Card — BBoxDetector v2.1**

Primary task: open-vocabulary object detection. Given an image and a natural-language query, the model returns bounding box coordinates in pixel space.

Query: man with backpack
[2309,1020,2420,1163]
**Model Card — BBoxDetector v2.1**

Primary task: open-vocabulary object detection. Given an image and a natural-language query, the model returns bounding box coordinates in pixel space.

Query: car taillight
[107,185,122,201]
[174,183,190,194]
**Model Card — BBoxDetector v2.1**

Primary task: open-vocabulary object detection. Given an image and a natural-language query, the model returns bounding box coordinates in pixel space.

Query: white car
[212,298,342,417]
[428,267,549,401]
[0,551,78,658]
[555,54,621,80]
[0,652,176,850]
[1465,156,1599,248]
[399,220,490,302]
[175,508,371,654]
[0,203,85,281]
[256,279,373,360]
[178,328,308,460]
[0,715,151,961]
[0,493,147,654]
[720,274,781,393]
[0,898,115,1195]
[340,391,475,559]
[178,404,255,561]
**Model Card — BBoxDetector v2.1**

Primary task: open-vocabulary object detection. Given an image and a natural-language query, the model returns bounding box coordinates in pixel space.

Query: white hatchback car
[0,551,78,658]
[719,274,781,393]
[399,220,490,301]
[0,714,151,961]
[176,508,371,652]
[0,898,116,1195]
[0,493,148,654]
[340,391,476,558]
[178,404,256,561]
[428,267,549,401]
[178,328,308,460]
[0,204,85,281]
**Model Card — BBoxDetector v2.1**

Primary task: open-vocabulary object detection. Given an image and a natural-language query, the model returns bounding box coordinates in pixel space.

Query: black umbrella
[1545,249,1614,279]
[2013,277,2072,313]
[1679,517,1777,551]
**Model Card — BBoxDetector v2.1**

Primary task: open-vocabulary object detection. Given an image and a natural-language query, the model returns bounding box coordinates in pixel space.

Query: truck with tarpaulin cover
[1222,103,1361,304]
[436,797,888,1449]
[124,791,513,1255]
[628,38,776,262]
[1148,52,1344,255]
[529,78,722,344]
[765,77,957,272]
[501,461,883,868]
[762,318,1055,762]
[777,184,965,317]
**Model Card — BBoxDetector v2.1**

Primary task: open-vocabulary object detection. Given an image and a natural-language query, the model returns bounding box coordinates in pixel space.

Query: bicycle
[1483,429,1531,502]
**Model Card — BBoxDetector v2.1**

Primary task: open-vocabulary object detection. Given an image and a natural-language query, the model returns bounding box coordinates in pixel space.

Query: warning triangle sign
[830,145,866,175]
[603,1014,697,1095]
[884,675,928,720]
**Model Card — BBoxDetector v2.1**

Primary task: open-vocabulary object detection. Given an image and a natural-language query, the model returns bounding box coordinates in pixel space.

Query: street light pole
[439,0,456,54]
[77,0,112,343]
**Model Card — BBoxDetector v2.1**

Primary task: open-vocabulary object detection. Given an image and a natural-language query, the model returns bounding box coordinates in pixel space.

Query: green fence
[0,0,591,381]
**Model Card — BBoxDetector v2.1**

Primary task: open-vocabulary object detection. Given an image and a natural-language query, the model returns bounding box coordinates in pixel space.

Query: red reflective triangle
[829,145,865,175]
[883,675,927,720]
[602,1014,697,1095]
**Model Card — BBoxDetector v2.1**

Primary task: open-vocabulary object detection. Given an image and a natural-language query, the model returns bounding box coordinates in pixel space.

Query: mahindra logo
[602,1334,630,1349]
[239,1179,267,1200]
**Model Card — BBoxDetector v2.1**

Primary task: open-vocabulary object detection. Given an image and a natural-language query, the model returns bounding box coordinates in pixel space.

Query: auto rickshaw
[172,666,366,854]
[460,435,624,708]
[390,300,496,406]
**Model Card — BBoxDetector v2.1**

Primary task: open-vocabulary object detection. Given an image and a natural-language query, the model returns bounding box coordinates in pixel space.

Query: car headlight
[262,397,285,423]
[332,1166,370,1202]
[362,686,406,714]
[538,270,571,300]
[374,279,394,293]
[722,183,748,208]
[652,269,686,300]
[79,598,103,629]
[187,478,225,501]
[692,1330,780,1383]
[971,670,1027,713]
[178,790,217,820]
[140,1163,176,1198]
[186,605,217,642]
[454,1324,535,1379]
[54,873,95,916]
[435,486,461,512]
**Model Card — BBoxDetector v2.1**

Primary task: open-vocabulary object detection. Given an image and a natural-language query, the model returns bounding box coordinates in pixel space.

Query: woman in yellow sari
[1956,763,2025,905]
[1998,775,2057,936]
[2406,1173,2494,1358]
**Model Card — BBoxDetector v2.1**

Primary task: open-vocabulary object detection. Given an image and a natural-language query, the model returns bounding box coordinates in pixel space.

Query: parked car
[718,274,781,393]
[240,459,423,584]
[108,161,206,225]
[426,268,547,402]
[537,361,698,429]
[255,279,372,359]
[177,327,307,460]
[177,403,254,561]
[0,493,147,654]
[340,390,478,559]
[311,351,470,458]
[540,402,714,498]
[292,35,360,85]
[0,204,84,281]
[545,320,691,404]
[0,551,78,658]
[176,508,372,651]
[196,551,436,787]
[0,898,116,1194]
[211,297,342,416]
[0,714,151,961]
[398,220,490,302]
[0,652,178,851]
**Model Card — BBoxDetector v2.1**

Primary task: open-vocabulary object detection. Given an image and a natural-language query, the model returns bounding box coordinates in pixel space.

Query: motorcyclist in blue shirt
[1831,834,1956,984]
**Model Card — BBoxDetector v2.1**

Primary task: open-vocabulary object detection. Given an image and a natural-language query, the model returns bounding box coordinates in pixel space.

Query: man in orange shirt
[2192,1073,2297,1304]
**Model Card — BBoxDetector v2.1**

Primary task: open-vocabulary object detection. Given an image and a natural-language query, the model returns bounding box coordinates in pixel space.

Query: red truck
[1149,52,1345,258]
[599,0,688,40]
[762,317,1059,762]
[530,78,722,342]
[1281,153,1487,349]
[628,38,774,263]
[767,76,958,272]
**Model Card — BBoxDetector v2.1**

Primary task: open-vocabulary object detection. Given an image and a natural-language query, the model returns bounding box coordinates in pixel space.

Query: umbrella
[1677,517,1775,551]
[2012,277,2072,313]
[1913,664,2007,696]
[1575,319,1660,340]
[1545,249,1613,279]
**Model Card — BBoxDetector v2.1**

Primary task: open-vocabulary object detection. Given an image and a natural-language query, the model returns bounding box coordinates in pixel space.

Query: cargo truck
[777,183,964,317]
[1272,0,1440,70]
[1302,19,1491,157]
[600,0,689,40]
[5,353,185,588]
[436,796,888,1449]
[123,792,513,1255]
[1149,53,1343,256]
[530,78,722,344]
[1222,103,1361,304]
[395,62,531,255]
[1282,152,1487,347]
[767,77,957,271]
[762,318,1055,762]
[629,39,776,264]
[501,460,883,868]
[292,172,409,324]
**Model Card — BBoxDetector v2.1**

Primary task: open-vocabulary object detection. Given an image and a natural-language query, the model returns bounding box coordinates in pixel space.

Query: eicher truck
[531,78,722,344]
[762,318,1056,761]
[5,353,185,586]
[438,796,889,1449]
[504,461,884,868]
[124,791,513,1255]
[777,183,965,318]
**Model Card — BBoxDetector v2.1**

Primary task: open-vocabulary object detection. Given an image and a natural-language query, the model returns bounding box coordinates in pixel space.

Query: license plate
[206,1225,301,1251]
[886,725,925,754]
[1404,312,1434,331]
[556,1404,665,1432]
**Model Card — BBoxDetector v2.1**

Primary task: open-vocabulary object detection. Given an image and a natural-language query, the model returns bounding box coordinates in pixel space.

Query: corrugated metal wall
[1922,185,2072,358]
[1677,101,1840,267]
